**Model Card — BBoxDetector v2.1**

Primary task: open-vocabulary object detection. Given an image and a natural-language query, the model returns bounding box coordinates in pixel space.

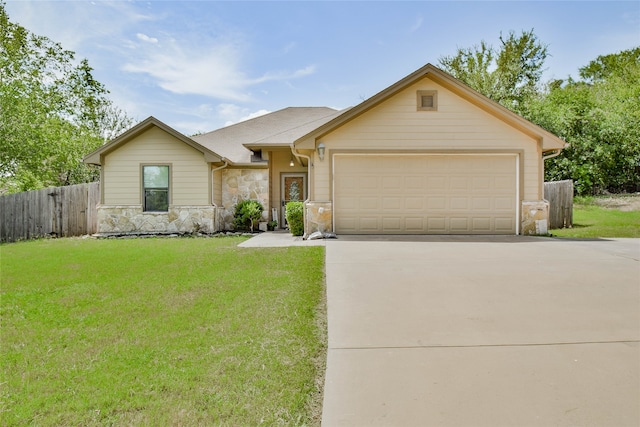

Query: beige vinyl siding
[313,76,541,202]
[103,127,210,206]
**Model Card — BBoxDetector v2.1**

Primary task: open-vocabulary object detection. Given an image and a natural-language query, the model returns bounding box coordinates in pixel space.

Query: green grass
[0,237,326,426]
[551,200,640,238]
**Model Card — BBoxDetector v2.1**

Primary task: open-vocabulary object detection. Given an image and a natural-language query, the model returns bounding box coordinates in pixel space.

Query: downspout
[211,158,228,232]
[542,149,563,160]
[291,145,313,239]
[541,143,569,197]
[210,158,229,207]
[542,142,569,161]
[539,144,568,234]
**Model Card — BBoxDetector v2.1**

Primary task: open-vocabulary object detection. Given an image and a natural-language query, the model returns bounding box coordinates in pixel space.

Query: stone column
[521,200,549,235]
[304,201,333,235]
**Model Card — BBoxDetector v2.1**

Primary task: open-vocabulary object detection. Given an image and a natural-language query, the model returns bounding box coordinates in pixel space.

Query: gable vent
[417,90,438,111]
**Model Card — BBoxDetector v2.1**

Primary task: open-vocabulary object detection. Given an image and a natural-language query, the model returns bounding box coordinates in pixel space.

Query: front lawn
[1,237,326,426]
[551,197,640,238]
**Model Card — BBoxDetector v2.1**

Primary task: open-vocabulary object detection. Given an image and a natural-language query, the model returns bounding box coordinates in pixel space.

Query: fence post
[544,180,573,229]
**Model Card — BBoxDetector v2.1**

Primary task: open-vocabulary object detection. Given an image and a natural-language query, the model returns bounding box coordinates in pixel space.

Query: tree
[579,47,640,82]
[440,30,639,195]
[439,29,548,114]
[527,48,640,195]
[0,2,132,193]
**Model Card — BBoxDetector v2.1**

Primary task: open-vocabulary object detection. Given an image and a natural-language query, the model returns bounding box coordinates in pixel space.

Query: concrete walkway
[237,230,326,248]
[241,233,640,426]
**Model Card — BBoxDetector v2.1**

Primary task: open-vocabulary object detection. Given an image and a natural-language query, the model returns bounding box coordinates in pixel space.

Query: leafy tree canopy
[0,2,132,193]
[528,48,640,195]
[439,30,639,195]
[439,29,548,114]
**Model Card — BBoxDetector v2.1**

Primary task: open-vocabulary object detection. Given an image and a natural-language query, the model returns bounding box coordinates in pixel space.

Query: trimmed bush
[285,201,304,236]
[233,200,264,232]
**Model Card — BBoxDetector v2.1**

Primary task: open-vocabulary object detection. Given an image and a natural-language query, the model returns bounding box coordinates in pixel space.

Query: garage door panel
[472,197,491,210]
[472,177,492,190]
[405,197,423,210]
[427,197,447,210]
[336,217,357,233]
[358,177,378,190]
[382,217,402,232]
[405,217,424,231]
[405,176,424,190]
[383,176,402,190]
[450,217,470,232]
[495,217,515,232]
[472,218,492,232]
[427,217,447,232]
[427,176,447,189]
[495,176,514,190]
[450,197,469,210]
[450,177,469,191]
[359,197,379,210]
[336,196,357,210]
[360,217,379,232]
[334,155,517,234]
[495,197,515,210]
[382,197,402,210]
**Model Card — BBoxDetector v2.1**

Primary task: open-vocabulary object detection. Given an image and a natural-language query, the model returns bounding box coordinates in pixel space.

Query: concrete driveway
[321,236,640,427]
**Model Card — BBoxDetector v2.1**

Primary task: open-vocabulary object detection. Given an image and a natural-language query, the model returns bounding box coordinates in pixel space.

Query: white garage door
[334,154,518,234]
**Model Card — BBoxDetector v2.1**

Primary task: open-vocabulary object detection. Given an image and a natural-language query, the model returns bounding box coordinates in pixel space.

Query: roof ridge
[197,106,335,136]
[248,108,344,146]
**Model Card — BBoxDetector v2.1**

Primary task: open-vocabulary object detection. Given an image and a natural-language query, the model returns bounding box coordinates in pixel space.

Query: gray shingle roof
[191,107,339,164]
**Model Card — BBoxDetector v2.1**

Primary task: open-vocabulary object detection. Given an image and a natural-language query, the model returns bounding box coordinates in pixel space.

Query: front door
[281,173,306,225]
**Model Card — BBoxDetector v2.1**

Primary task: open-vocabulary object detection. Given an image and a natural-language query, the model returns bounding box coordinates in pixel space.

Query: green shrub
[286,201,304,236]
[233,199,264,232]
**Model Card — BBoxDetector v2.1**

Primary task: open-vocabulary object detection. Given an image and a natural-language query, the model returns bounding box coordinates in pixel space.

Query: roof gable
[294,63,566,152]
[84,116,222,165]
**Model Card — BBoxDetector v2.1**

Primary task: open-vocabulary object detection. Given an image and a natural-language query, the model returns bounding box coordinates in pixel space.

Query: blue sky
[5,1,640,135]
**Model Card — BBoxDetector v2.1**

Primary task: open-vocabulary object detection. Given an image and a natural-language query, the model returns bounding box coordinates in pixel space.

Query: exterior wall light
[317,142,326,161]
[289,156,295,167]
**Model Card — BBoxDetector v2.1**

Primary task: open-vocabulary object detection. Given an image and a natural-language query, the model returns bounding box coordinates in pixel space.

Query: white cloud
[216,104,270,127]
[409,16,423,33]
[122,34,316,101]
[228,109,271,126]
[123,39,251,101]
[5,1,157,52]
[282,42,297,54]
[136,33,158,44]
[251,65,317,85]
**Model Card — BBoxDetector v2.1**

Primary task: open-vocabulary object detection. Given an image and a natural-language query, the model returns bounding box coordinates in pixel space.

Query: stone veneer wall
[521,200,549,235]
[97,205,223,234]
[304,201,333,236]
[221,169,269,230]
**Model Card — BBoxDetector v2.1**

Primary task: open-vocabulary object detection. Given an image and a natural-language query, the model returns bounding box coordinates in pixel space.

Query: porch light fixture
[317,142,326,161]
[289,156,295,167]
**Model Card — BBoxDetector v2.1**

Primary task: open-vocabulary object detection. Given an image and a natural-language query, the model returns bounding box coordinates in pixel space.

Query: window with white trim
[142,165,170,212]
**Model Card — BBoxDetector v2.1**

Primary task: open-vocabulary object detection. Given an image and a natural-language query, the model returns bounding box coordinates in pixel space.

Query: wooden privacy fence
[544,180,573,229]
[0,182,100,243]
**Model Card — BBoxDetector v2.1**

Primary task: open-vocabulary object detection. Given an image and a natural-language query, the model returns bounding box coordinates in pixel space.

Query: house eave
[83,116,223,166]
[293,63,566,152]
[243,142,291,150]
